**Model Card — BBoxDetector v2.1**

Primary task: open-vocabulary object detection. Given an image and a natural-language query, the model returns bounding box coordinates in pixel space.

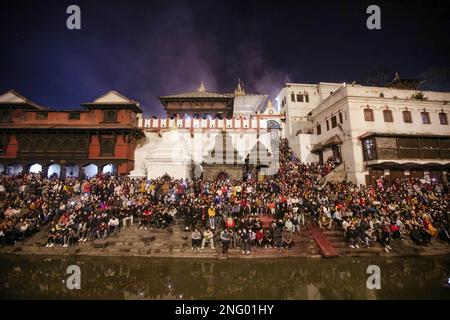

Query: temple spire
[197,81,206,92]
[234,78,245,95]
[264,99,275,114]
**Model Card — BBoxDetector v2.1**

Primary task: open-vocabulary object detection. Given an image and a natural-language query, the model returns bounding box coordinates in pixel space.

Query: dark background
[1,0,449,116]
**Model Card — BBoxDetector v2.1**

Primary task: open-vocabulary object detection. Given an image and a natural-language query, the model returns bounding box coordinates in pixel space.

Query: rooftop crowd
[0,139,449,254]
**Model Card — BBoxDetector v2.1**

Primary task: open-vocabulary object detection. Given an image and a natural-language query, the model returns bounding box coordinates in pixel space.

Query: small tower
[197,81,206,92]
[234,79,245,96]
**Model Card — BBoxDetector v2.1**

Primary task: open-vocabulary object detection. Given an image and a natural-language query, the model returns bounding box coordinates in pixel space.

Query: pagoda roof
[81,91,143,113]
[159,82,234,107]
[159,91,234,99]
[0,90,46,110]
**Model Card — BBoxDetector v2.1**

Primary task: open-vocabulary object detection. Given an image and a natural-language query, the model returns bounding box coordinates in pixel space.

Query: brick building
[0,90,144,177]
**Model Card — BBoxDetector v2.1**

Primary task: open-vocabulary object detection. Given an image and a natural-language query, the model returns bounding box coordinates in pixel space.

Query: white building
[130,82,284,180]
[277,77,450,185]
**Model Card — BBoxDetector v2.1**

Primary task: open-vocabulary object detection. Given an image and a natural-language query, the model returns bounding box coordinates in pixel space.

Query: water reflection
[0,255,449,299]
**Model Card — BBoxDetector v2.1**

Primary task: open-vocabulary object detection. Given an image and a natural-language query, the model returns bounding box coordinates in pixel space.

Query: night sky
[1,0,449,116]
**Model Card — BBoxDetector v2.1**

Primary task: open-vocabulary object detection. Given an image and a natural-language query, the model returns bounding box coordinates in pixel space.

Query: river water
[0,254,449,299]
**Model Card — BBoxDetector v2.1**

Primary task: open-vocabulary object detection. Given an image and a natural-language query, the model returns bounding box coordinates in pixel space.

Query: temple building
[278,74,450,185]
[2,75,448,185]
[0,90,144,177]
[130,81,283,180]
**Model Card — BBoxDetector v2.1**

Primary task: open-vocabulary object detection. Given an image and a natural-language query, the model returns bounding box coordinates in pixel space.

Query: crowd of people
[1,138,449,256]
[316,178,449,252]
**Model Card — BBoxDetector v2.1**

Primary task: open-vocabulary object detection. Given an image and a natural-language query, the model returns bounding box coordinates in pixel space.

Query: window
[375,137,398,159]
[364,108,374,122]
[421,111,430,124]
[305,94,309,103]
[402,110,412,123]
[326,119,330,131]
[419,138,440,159]
[0,109,11,122]
[383,109,393,122]
[0,140,6,155]
[68,112,81,120]
[61,139,73,152]
[398,137,420,158]
[316,124,321,135]
[363,138,376,160]
[290,93,295,102]
[339,112,343,124]
[439,112,448,125]
[100,138,115,156]
[103,109,117,122]
[331,116,337,128]
[36,112,48,120]
[296,93,304,102]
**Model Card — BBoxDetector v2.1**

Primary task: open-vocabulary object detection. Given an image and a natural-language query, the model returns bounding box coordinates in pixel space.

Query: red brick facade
[0,90,144,177]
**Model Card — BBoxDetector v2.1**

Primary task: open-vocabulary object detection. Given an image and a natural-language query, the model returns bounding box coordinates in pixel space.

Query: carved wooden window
[103,109,117,122]
[100,138,115,156]
[19,138,32,152]
[68,112,81,120]
[47,139,59,152]
[0,109,11,122]
[35,138,47,152]
[36,112,48,120]
[0,139,6,155]
[61,139,73,151]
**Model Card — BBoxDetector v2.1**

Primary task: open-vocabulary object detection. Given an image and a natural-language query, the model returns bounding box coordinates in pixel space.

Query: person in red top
[225,216,235,229]
[256,228,264,247]
[140,208,152,230]
[390,221,401,239]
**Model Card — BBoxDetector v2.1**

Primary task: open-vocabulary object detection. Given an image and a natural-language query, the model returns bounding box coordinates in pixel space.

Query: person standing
[208,206,216,230]
[220,228,230,255]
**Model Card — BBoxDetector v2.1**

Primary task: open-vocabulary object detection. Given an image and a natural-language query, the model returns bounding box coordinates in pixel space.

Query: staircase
[322,228,450,257]
[319,163,347,187]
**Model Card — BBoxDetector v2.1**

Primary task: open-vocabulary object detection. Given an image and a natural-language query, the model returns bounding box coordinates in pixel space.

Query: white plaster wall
[132,126,281,180]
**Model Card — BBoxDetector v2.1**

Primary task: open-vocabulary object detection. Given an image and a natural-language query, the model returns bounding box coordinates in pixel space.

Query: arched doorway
[29,163,42,174]
[48,164,61,178]
[102,163,115,174]
[82,164,98,178]
[7,164,23,175]
[65,164,80,178]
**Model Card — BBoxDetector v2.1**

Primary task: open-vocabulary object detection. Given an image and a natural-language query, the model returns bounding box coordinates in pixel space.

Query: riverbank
[1,221,449,259]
